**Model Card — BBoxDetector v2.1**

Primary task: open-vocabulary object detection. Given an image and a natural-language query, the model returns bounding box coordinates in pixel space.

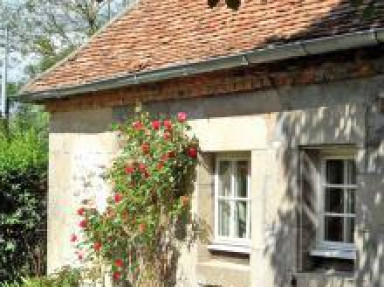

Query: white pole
[108,0,111,20]
[1,27,8,119]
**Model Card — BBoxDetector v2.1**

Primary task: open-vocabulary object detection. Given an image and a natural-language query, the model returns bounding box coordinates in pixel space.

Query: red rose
[152,120,160,130]
[139,163,147,172]
[77,207,85,216]
[167,151,175,158]
[125,165,134,174]
[187,147,197,158]
[132,121,143,130]
[157,161,164,170]
[161,154,168,161]
[75,249,84,260]
[93,242,102,252]
[163,131,171,140]
[141,142,150,154]
[163,119,172,131]
[113,272,121,280]
[79,219,87,229]
[177,112,187,122]
[114,193,123,204]
[70,234,77,243]
[115,259,124,267]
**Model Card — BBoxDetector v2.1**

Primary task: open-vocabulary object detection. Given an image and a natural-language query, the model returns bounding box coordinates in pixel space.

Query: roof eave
[19,28,384,103]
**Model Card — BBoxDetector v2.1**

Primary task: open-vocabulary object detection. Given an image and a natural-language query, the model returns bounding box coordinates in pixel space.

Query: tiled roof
[23,0,384,95]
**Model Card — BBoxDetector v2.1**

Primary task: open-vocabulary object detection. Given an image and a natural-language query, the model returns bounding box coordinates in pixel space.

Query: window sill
[295,271,355,284]
[310,248,356,260]
[207,243,251,254]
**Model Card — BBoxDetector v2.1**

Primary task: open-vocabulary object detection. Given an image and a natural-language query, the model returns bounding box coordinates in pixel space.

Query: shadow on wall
[244,1,384,286]
[262,80,384,286]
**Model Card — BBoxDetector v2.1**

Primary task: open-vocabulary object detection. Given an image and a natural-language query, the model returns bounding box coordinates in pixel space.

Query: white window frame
[213,154,251,248]
[312,154,357,259]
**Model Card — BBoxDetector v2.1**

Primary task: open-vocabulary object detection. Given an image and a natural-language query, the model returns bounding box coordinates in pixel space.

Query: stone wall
[48,108,118,274]
[47,72,384,286]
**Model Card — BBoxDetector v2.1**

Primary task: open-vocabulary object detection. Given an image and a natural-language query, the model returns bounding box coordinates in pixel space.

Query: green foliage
[0,281,20,287]
[350,0,379,20]
[0,126,47,172]
[75,107,203,285]
[0,266,82,287]
[20,266,81,287]
[0,110,48,282]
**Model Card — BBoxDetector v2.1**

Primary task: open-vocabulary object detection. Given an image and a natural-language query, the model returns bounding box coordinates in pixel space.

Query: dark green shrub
[0,116,48,282]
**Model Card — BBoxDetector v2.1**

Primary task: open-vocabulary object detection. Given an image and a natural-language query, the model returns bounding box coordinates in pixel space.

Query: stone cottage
[20,0,384,286]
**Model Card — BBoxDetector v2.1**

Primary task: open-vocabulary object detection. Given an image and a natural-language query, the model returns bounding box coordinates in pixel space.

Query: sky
[1,37,28,83]
[3,0,21,5]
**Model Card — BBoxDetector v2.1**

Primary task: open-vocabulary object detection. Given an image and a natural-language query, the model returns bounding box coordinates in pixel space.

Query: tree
[1,0,133,77]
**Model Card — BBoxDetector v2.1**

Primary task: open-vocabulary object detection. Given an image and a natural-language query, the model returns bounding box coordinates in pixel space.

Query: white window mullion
[230,161,235,239]
[324,212,355,217]
[246,162,251,239]
[343,160,348,243]
[215,160,219,239]
[320,160,326,243]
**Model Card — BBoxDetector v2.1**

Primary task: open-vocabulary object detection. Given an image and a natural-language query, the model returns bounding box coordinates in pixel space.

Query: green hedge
[0,118,48,282]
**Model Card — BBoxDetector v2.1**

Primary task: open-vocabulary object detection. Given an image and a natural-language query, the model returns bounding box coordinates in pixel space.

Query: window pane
[345,217,355,243]
[235,161,248,198]
[346,189,355,214]
[219,161,231,197]
[346,160,356,185]
[324,216,343,242]
[234,201,248,238]
[326,160,344,184]
[325,188,344,213]
[218,200,231,236]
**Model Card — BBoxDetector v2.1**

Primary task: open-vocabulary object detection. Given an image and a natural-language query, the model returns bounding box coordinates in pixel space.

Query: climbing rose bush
[73,108,200,285]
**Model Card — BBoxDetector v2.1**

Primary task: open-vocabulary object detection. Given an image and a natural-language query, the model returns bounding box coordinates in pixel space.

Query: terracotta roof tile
[24,0,384,94]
